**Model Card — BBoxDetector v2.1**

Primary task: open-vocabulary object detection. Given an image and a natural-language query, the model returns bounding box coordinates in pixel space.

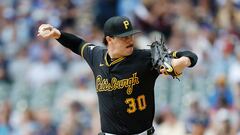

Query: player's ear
[106,36,114,45]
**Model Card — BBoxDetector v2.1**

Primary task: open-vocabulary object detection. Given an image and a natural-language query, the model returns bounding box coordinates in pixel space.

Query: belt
[98,127,155,135]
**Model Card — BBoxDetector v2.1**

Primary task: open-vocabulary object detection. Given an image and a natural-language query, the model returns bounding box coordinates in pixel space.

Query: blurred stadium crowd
[0,0,240,135]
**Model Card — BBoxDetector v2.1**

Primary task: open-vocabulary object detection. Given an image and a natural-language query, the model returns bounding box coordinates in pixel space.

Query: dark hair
[103,36,108,46]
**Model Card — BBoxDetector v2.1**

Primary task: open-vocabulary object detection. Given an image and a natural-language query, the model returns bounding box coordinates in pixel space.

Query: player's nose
[125,36,134,44]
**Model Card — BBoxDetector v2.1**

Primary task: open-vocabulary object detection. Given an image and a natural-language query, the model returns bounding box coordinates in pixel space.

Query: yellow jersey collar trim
[104,51,125,67]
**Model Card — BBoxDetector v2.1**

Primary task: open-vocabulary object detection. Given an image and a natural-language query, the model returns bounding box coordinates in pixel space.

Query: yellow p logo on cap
[123,20,129,29]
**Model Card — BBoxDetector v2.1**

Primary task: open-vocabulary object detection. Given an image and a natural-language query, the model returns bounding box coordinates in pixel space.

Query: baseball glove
[149,34,181,80]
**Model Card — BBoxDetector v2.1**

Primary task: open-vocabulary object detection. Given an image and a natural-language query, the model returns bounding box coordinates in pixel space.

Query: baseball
[39,29,51,36]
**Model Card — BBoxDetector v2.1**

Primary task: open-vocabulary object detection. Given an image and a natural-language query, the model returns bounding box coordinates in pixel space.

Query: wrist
[54,29,61,39]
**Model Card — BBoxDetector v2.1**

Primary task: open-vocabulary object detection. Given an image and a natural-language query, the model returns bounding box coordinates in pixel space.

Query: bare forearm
[172,57,191,74]
[171,50,198,74]
[172,51,198,67]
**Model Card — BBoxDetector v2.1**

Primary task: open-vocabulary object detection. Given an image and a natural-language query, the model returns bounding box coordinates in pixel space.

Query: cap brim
[115,29,141,37]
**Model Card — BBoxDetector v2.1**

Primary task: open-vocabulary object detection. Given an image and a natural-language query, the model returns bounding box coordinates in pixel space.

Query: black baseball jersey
[57,32,159,134]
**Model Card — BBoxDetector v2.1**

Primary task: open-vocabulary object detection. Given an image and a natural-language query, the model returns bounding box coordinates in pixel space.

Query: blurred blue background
[0,0,240,135]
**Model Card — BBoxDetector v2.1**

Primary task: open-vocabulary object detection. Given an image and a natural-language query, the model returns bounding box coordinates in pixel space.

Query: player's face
[108,35,135,57]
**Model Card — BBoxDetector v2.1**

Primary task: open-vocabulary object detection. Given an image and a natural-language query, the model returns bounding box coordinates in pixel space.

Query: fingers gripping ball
[149,34,181,80]
[39,29,50,37]
[38,24,52,37]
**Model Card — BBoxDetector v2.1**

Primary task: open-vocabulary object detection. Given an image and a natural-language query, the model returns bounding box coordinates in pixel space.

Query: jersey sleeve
[56,31,103,67]
[56,31,89,56]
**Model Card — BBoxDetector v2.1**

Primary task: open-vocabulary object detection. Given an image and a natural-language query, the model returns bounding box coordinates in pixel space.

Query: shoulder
[81,44,107,57]
[83,44,106,52]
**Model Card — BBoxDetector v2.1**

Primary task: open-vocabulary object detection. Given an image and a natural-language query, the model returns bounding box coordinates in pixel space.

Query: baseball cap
[103,16,141,37]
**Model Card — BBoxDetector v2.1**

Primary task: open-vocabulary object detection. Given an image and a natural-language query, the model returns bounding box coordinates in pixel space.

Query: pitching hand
[37,24,61,39]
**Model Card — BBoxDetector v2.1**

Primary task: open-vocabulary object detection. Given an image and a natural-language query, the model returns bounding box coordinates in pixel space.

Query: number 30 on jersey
[125,94,147,114]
